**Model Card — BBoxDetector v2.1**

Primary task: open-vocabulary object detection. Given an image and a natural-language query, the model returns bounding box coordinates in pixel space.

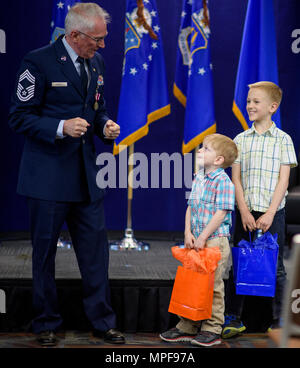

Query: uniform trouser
[225,208,286,321]
[27,197,116,334]
[176,237,230,335]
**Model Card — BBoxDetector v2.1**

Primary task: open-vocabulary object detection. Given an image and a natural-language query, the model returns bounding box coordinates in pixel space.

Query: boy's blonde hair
[203,133,238,169]
[248,81,282,107]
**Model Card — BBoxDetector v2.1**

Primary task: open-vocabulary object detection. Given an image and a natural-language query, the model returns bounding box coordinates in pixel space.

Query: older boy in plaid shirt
[160,134,238,347]
[223,82,298,339]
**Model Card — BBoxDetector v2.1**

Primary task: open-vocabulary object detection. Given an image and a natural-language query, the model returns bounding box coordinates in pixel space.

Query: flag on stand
[174,0,215,154]
[114,0,170,155]
[50,0,79,43]
[233,0,281,130]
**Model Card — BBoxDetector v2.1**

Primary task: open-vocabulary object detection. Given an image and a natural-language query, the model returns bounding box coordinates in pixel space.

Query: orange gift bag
[168,246,221,321]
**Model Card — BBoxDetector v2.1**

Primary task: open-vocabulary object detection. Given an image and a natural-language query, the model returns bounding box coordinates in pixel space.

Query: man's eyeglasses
[77,30,106,44]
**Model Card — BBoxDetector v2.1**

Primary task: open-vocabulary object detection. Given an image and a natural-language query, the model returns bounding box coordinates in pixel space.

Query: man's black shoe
[36,330,57,346]
[93,328,125,344]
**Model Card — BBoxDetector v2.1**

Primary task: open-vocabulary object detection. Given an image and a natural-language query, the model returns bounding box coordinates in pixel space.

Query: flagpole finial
[136,0,158,40]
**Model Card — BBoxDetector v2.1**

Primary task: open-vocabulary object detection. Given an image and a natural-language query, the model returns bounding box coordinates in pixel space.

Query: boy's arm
[256,164,290,232]
[184,206,196,248]
[194,210,227,249]
[232,163,257,232]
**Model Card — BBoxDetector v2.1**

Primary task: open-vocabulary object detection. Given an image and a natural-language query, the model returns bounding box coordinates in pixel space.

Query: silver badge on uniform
[17,69,35,102]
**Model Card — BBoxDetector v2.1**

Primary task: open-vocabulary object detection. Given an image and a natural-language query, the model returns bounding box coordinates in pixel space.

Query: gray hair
[65,2,111,35]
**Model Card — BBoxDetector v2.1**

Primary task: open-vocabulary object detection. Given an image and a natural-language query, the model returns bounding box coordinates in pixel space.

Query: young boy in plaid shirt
[160,133,238,347]
[223,81,298,339]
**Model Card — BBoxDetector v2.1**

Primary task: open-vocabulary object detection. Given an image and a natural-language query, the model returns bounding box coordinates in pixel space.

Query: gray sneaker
[191,331,222,347]
[159,327,196,343]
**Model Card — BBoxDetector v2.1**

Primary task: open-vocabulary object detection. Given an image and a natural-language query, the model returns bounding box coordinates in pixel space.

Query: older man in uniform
[9,3,124,346]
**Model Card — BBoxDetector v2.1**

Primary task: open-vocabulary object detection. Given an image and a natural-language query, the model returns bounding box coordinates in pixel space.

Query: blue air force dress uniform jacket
[8,35,116,333]
[9,35,111,202]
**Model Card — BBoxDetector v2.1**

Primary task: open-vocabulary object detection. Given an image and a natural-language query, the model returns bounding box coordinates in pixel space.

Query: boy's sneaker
[159,328,196,343]
[222,314,246,339]
[191,331,222,347]
[267,318,283,332]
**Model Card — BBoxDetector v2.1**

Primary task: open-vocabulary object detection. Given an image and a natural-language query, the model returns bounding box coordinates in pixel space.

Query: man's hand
[63,118,90,138]
[105,120,120,140]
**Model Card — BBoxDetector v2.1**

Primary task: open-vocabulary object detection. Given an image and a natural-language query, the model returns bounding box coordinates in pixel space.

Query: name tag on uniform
[51,82,68,87]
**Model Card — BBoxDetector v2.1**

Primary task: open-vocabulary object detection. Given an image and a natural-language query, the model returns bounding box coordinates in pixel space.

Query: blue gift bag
[232,231,279,297]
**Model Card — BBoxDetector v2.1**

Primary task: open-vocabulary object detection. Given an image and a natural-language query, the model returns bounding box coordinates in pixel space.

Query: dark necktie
[77,56,88,97]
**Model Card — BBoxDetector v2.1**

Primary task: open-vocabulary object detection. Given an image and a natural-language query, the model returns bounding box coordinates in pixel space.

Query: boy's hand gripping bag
[232,231,279,297]
[168,246,221,321]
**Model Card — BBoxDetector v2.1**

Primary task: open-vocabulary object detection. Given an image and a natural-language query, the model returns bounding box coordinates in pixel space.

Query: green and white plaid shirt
[234,122,298,213]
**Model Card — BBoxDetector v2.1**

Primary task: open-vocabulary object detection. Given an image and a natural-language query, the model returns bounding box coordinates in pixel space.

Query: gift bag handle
[249,230,265,258]
[249,229,263,247]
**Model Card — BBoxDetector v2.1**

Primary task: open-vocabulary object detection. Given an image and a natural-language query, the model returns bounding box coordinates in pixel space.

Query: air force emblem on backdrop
[51,26,65,44]
[179,7,210,67]
[125,7,153,53]
[17,69,35,102]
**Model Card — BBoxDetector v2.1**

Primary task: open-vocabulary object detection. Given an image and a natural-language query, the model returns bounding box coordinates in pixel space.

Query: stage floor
[0,238,181,281]
[0,331,277,348]
[0,237,182,334]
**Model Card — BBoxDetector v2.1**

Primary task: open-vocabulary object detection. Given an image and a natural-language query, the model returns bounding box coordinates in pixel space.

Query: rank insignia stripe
[16,69,35,102]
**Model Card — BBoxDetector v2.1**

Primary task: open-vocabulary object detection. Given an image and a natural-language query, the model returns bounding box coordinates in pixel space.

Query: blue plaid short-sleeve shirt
[188,168,235,239]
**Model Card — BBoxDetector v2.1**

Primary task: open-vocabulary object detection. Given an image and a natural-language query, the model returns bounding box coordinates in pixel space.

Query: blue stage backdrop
[0,0,299,233]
